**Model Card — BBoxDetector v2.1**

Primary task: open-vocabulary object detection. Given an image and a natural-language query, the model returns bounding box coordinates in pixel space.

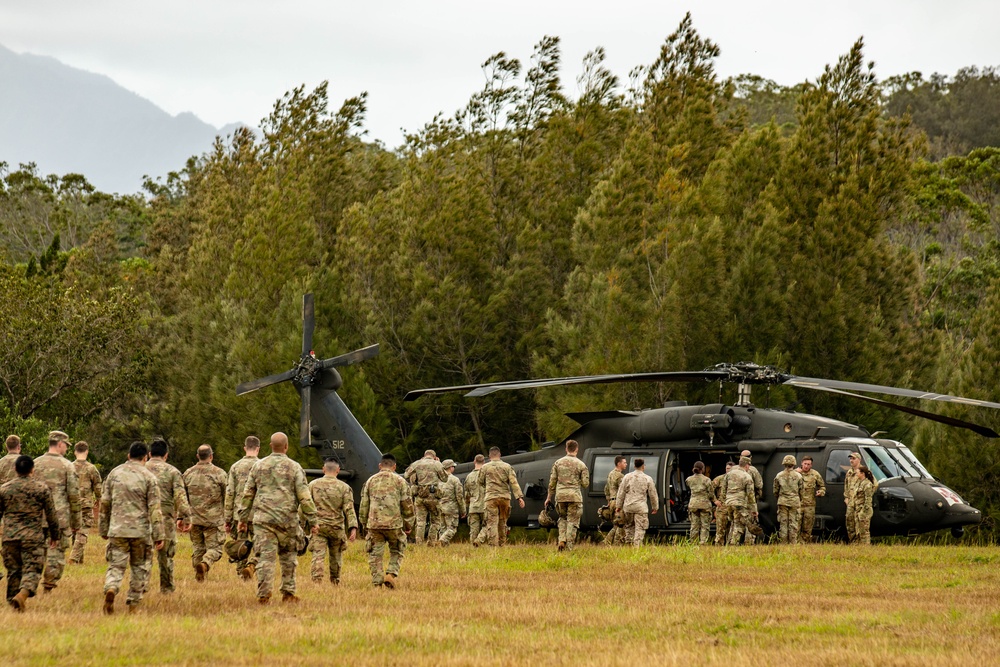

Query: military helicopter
[404,364,1000,539]
[234,294,384,502]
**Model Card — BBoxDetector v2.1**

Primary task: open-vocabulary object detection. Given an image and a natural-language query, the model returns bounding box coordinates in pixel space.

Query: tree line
[2,15,999,536]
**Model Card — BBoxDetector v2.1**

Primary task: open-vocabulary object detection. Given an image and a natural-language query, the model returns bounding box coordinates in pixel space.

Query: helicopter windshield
[861,446,896,481]
[895,445,934,479]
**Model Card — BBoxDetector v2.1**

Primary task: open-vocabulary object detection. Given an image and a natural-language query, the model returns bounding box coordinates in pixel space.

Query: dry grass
[1,535,998,666]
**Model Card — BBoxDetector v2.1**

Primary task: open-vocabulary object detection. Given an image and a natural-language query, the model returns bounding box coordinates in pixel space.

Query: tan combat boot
[281,592,300,603]
[257,594,271,605]
[557,541,566,552]
[383,573,396,589]
[240,563,255,580]
[103,589,116,615]
[330,576,340,585]
[195,562,209,582]
[11,589,29,612]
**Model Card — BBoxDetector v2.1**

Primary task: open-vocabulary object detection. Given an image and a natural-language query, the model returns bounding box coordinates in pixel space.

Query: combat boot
[195,562,209,582]
[103,589,116,615]
[11,589,29,612]
[557,541,566,551]
[281,593,300,603]
[257,595,271,605]
[42,584,54,594]
[330,576,340,585]
[126,603,140,614]
[383,573,396,589]
[240,563,255,580]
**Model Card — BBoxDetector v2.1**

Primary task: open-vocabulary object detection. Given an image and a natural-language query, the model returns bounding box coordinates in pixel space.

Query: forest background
[3,16,1000,536]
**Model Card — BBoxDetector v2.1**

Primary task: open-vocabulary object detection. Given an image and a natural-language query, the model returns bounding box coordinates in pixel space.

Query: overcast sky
[2,1,998,148]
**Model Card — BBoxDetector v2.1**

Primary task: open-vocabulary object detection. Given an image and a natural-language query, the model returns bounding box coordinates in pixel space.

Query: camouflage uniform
[308,476,358,583]
[615,470,658,546]
[0,475,60,603]
[360,470,415,586]
[68,459,102,564]
[145,458,191,592]
[744,462,764,545]
[183,461,227,574]
[724,467,755,546]
[548,455,589,549]
[798,469,826,542]
[0,453,20,486]
[712,472,730,546]
[685,472,714,544]
[436,471,466,545]
[773,467,804,544]
[844,467,860,543]
[464,469,486,544]
[405,457,447,544]
[225,455,259,574]
[238,453,317,600]
[603,468,626,546]
[475,459,524,547]
[100,461,165,608]
[34,451,81,590]
[849,477,875,545]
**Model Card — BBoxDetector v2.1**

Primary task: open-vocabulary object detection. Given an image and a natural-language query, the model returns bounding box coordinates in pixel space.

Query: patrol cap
[441,459,455,469]
[782,455,796,466]
[848,451,861,460]
[739,456,752,466]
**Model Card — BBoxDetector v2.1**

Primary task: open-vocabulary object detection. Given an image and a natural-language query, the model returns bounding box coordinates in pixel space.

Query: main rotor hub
[706,362,789,385]
[293,354,322,387]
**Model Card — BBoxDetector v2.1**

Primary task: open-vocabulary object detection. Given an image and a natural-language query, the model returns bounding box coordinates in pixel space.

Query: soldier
[436,460,466,546]
[603,455,628,546]
[99,442,165,614]
[405,450,447,545]
[237,432,317,604]
[68,442,102,565]
[850,465,876,545]
[712,461,734,546]
[725,457,757,546]
[183,444,227,582]
[797,455,826,542]
[308,459,358,584]
[544,440,590,551]
[686,461,714,545]
[224,436,260,579]
[773,454,804,544]
[740,449,764,544]
[34,430,81,593]
[464,455,486,544]
[359,453,414,588]
[615,458,659,546]
[844,451,863,543]
[0,456,60,612]
[145,439,191,593]
[474,447,525,547]
[0,435,21,485]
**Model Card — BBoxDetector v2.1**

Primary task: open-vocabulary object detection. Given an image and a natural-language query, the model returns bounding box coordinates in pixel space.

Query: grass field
[1,535,998,666]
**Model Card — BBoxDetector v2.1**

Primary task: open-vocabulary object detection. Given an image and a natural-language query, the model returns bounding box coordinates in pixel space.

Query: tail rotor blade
[321,344,380,369]
[300,385,312,449]
[236,369,296,396]
[302,294,315,356]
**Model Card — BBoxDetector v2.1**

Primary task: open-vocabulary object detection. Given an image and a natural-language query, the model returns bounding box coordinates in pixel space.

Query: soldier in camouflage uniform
[359,454,414,588]
[725,457,757,546]
[0,435,21,485]
[685,461,714,545]
[474,447,525,547]
[224,436,260,579]
[545,440,590,551]
[34,430,81,592]
[100,442,165,614]
[405,450,447,545]
[183,444,227,582]
[308,459,358,584]
[712,461,734,546]
[0,456,61,612]
[603,455,628,546]
[773,454,804,544]
[850,466,876,545]
[740,450,764,544]
[145,439,191,593]
[844,451,863,543]
[238,432,317,604]
[464,455,486,544]
[436,460,466,546]
[796,455,826,542]
[68,442,102,565]
[616,458,659,546]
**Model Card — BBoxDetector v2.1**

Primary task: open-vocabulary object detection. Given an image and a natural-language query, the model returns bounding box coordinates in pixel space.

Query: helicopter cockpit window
[862,446,898,481]
[825,450,853,483]
[895,446,933,479]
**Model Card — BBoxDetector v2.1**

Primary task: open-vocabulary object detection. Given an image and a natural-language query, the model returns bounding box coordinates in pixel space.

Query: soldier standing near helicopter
[713,461,733,546]
[797,456,826,542]
[773,455,804,544]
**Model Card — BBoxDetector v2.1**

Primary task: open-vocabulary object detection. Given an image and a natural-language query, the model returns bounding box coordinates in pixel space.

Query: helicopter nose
[924,483,982,529]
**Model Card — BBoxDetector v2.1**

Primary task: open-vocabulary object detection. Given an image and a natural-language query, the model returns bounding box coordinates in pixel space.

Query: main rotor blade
[235,369,296,396]
[302,293,315,356]
[404,371,726,401]
[320,344,380,369]
[803,384,999,438]
[784,376,1000,410]
[300,385,312,449]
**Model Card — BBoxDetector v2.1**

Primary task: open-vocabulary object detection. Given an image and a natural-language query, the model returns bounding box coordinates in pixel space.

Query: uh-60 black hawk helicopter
[237,295,999,540]
[405,363,1000,540]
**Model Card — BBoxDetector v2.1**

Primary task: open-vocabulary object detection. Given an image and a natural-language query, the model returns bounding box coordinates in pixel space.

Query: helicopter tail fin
[309,389,383,492]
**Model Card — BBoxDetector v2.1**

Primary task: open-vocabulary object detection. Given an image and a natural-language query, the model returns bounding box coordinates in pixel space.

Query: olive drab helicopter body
[237,295,998,539]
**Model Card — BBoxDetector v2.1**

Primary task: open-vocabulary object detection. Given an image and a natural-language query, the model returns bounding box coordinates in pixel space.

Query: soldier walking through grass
[474,447,525,547]
[224,436,260,579]
[359,454,414,588]
[0,456,60,612]
[464,455,486,544]
[405,450,447,545]
[544,440,589,551]
[100,442,165,614]
[238,432,317,604]
[184,444,227,582]
[68,442,102,565]
[145,439,191,593]
[686,461,714,545]
[724,457,757,546]
[0,435,23,487]
[436,459,466,546]
[34,430,81,593]
[603,455,628,546]
[615,458,659,546]
[308,459,357,584]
